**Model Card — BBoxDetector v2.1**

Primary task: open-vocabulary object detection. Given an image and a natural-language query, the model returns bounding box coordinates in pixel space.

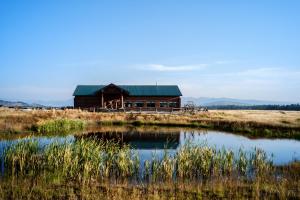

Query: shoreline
[95,120,300,140]
[0,108,300,139]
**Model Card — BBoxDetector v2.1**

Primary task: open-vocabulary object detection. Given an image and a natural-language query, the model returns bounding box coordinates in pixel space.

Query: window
[133,102,144,107]
[125,102,133,108]
[169,102,177,108]
[146,102,156,107]
[160,102,168,107]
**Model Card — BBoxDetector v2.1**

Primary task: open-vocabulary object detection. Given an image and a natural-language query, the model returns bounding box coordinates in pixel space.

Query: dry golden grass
[209,110,300,126]
[1,108,300,138]
[0,107,299,125]
[0,176,298,199]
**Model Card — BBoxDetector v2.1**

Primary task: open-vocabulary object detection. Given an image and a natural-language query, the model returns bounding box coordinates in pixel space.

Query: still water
[0,127,299,165]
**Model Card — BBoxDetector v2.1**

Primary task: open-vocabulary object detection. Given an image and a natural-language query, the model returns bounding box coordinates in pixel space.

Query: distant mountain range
[25,99,73,107]
[0,97,298,108]
[181,97,296,106]
[0,99,72,108]
[0,100,44,108]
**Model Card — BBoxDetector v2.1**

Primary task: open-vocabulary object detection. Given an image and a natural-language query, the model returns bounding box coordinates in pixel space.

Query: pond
[0,126,299,166]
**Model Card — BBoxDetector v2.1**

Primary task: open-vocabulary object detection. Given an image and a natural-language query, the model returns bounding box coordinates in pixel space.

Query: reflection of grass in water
[1,138,299,198]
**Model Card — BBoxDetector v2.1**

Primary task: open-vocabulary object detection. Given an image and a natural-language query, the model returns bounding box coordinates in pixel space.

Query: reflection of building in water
[77,131,180,149]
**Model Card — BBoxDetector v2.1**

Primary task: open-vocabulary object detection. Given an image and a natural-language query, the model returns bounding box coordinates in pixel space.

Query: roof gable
[73,84,182,96]
[101,83,130,95]
[73,85,105,96]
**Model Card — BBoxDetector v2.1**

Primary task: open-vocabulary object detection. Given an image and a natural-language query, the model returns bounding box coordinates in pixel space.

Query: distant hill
[181,97,295,106]
[26,99,73,107]
[0,100,44,108]
[0,98,73,108]
[0,100,31,107]
[1,97,298,109]
[204,101,249,106]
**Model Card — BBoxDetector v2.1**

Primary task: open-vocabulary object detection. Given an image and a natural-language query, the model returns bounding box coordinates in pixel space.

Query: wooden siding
[74,96,102,108]
[74,96,181,110]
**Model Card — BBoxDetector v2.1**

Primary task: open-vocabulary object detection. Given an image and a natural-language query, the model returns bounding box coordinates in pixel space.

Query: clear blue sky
[1,0,300,102]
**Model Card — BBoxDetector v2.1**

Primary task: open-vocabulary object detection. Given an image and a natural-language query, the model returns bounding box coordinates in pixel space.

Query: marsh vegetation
[0,137,299,199]
[0,108,299,199]
[1,108,300,139]
[31,119,85,134]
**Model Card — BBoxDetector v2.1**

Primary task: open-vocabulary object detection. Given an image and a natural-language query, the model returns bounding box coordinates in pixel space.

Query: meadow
[1,108,300,139]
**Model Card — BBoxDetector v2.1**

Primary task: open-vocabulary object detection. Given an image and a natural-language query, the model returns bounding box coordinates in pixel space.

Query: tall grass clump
[1,138,275,184]
[32,119,85,134]
[4,139,40,176]
[249,148,274,178]
[44,139,105,181]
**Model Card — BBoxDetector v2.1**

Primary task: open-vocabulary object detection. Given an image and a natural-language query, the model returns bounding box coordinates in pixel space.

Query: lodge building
[73,83,182,111]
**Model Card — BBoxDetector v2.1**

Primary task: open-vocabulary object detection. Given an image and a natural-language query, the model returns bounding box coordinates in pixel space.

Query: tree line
[206,104,300,111]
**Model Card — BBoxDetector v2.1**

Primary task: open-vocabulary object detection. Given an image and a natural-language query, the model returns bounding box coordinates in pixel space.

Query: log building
[73,83,182,111]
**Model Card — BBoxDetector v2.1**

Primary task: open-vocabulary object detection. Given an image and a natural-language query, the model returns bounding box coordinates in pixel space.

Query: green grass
[1,178,296,199]
[1,108,300,139]
[2,138,274,181]
[30,119,86,134]
[4,115,298,141]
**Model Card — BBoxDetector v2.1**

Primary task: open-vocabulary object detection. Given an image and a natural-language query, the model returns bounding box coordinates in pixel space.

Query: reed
[4,139,40,176]
[2,138,274,182]
[1,177,297,199]
[1,138,299,198]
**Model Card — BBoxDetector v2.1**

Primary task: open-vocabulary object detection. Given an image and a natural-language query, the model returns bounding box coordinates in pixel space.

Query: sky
[1,0,300,103]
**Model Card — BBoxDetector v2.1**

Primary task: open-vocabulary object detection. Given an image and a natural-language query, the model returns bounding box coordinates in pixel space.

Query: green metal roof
[73,84,182,96]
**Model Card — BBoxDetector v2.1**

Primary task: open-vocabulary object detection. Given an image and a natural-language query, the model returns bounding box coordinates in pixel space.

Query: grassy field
[1,108,300,139]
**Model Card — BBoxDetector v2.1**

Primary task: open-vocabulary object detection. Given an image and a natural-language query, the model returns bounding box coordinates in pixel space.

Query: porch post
[101,92,104,108]
[121,94,124,109]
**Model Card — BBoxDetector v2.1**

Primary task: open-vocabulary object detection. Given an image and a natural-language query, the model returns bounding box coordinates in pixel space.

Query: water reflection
[77,130,180,149]
[77,128,300,165]
[183,130,300,165]
[0,126,299,166]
